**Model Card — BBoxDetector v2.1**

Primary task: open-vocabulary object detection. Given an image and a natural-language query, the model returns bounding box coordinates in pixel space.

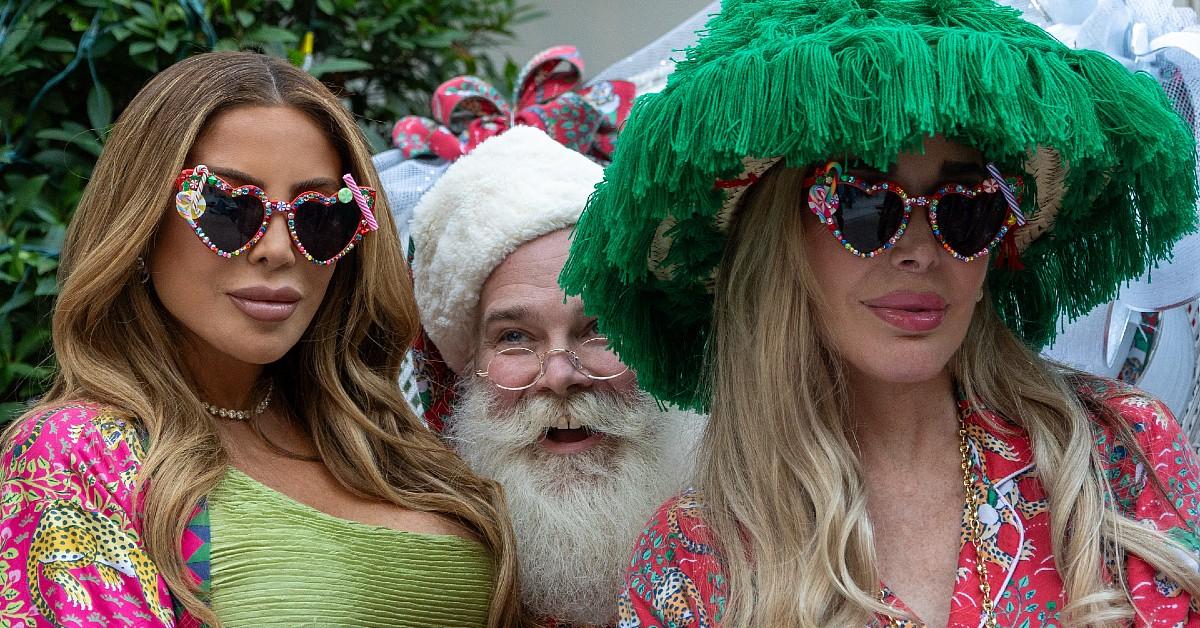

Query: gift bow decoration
[391,45,635,162]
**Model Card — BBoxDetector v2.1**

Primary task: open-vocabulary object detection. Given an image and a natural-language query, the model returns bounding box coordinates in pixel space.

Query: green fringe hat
[561,0,1198,411]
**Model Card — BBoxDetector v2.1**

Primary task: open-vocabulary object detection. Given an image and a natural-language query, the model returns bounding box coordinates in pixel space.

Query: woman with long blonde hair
[562,0,1200,626]
[1,51,525,627]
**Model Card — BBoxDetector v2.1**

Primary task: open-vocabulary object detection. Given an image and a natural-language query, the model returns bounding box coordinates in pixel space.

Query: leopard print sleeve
[1095,389,1200,626]
[0,403,176,627]
[617,489,726,628]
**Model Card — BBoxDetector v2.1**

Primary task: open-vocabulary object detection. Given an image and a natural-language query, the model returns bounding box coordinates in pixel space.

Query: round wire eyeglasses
[474,336,629,391]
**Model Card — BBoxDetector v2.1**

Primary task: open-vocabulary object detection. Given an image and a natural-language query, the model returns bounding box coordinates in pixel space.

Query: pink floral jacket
[1,403,209,627]
[619,381,1200,627]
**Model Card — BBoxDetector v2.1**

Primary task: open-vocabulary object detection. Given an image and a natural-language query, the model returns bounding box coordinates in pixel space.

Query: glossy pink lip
[227,286,302,323]
[863,291,947,333]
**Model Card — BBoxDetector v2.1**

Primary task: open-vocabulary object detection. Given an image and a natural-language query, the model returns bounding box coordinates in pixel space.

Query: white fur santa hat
[410,126,604,374]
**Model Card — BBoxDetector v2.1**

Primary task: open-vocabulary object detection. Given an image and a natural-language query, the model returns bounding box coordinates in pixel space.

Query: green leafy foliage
[0,0,537,420]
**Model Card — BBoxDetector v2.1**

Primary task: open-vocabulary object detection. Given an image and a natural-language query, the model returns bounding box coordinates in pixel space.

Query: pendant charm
[176,189,206,220]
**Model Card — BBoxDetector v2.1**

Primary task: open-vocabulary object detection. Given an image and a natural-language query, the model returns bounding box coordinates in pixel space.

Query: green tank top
[208,467,494,627]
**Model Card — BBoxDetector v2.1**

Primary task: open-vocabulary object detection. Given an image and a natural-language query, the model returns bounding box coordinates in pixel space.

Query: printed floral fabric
[0,404,200,627]
[619,381,1200,627]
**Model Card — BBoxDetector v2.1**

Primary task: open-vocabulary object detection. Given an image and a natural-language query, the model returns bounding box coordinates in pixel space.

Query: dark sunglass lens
[293,200,361,261]
[936,192,1009,255]
[835,185,906,253]
[196,188,265,252]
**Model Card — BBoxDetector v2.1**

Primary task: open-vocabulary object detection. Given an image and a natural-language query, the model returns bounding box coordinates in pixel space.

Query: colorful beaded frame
[803,162,1023,262]
[174,165,379,266]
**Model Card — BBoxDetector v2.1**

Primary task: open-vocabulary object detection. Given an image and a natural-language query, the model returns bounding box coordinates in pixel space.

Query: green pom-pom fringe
[561,0,1198,411]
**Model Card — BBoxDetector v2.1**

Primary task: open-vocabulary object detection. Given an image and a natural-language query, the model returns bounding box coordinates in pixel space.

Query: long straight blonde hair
[7,51,526,627]
[699,164,1200,626]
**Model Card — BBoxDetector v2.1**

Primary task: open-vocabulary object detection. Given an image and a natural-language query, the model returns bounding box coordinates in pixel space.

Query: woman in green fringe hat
[561,0,1200,625]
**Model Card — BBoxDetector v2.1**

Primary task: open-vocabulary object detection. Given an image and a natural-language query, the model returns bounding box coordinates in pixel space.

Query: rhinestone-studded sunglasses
[803,162,1025,262]
[173,165,380,265]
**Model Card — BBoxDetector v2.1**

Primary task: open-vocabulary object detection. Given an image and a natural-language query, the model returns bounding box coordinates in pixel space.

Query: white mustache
[450,383,657,449]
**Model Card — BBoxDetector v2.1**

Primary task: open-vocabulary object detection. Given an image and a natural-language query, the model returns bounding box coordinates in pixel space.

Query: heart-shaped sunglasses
[803,162,1025,262]
[174,165,380,265]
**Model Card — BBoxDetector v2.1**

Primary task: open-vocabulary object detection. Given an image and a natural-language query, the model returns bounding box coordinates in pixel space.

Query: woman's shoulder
[1073,377,1197,513]
[628,488,722,579]
[621,488,729,625]
[3,401,147,479]
[1072,375,1181,444]
[1073,373,1162,403]
[1,403,177,627]
[641,488,715,545]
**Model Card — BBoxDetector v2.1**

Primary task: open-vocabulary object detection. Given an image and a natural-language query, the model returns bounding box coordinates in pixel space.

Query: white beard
[446,378,703,626]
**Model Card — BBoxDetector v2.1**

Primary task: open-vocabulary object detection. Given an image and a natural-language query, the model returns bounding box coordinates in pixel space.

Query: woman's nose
[889,204,941,271]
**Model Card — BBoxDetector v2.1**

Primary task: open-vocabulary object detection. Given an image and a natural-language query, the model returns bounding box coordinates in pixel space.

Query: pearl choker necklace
[202,381,274,421]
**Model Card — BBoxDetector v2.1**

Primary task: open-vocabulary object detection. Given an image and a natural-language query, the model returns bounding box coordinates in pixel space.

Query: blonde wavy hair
[6,51,526,627]
[699,164,1200,627]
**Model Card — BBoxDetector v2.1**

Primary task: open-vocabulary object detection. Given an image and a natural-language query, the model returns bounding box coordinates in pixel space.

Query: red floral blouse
[618,380,1200,627]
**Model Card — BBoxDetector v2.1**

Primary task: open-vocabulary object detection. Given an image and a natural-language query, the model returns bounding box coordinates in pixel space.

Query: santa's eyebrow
[482,305,534,327]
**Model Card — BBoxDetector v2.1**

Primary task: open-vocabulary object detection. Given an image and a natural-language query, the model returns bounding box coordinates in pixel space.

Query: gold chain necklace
[881,406,997,627]
[960,408,998,628]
